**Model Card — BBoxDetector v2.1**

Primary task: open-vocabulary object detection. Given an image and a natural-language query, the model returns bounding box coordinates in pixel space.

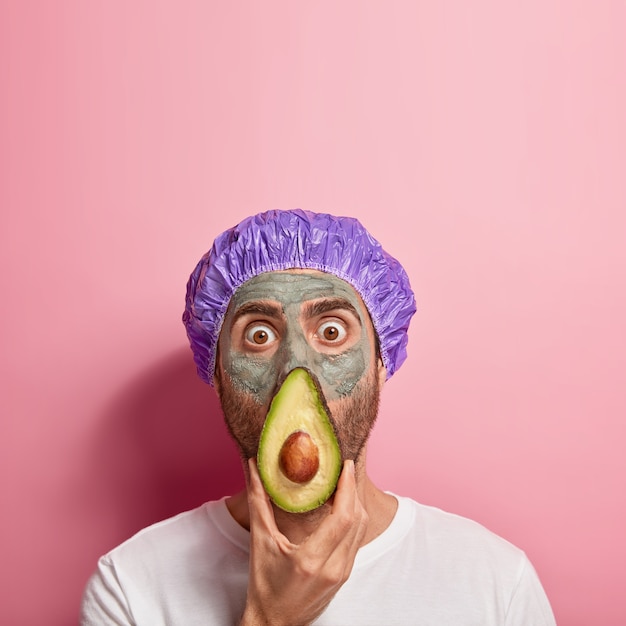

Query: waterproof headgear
[183,209,416,385]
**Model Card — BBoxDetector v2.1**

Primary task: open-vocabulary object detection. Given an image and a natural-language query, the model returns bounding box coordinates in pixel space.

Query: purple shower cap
[183,209,416,385]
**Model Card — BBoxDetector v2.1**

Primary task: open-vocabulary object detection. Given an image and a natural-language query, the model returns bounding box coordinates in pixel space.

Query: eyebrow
[232,301,283,324]
[303,297,361,323]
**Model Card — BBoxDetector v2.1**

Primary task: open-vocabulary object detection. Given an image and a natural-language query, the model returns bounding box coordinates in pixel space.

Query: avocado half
[257,368,342,513]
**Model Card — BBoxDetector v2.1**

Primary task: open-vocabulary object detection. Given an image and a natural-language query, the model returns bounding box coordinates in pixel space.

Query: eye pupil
[323,326,338,340]
[253,330,268,344]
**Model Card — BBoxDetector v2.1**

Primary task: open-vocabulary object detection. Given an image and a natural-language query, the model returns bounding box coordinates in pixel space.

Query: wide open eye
[316,320,347,343]
[245,324,277,346]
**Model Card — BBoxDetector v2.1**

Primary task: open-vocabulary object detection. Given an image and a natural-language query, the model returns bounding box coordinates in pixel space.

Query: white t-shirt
[81,496,556,625]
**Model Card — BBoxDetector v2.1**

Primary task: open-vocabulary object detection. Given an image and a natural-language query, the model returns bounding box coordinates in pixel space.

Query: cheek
[316,346,368,400]
[222,352,278,405]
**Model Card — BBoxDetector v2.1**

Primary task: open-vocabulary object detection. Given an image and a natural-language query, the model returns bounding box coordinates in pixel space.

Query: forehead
[229,269,366,313]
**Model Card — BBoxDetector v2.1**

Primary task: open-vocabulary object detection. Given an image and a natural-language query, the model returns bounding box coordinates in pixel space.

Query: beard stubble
[216,364,382,464]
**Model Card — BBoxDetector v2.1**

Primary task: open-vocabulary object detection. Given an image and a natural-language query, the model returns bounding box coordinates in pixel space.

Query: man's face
[214,270,385,461]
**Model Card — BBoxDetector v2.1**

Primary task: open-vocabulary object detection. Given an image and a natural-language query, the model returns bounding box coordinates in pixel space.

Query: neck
[226,451,398,546]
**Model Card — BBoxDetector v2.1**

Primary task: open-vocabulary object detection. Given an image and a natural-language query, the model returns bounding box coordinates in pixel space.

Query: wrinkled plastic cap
[183,209,416,385]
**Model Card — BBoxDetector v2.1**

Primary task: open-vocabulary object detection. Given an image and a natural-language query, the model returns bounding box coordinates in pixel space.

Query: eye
[245,324,277,346]
[317,321,347,343]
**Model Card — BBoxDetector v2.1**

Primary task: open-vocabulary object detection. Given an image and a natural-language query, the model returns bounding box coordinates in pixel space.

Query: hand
[239,458,368,626]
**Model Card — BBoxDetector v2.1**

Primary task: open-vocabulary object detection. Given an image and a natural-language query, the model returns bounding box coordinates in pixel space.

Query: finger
[301,461,367,589]
[304,461,361,555]
[247,458,278,531]
[326,460,368,549]
[331,460,358,515]
[323,462,368,578]
[247,459,296,556]
[340,461,368,542]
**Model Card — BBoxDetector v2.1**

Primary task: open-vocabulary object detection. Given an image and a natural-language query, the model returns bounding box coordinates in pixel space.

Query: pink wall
[1,2,624,624]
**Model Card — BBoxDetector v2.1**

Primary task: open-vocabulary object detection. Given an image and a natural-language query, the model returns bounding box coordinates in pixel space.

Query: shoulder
[347,497,556,625]
[114,501,216,551]
[394,496,529,576]
[405,496,521,547]
[98,498,241,575]
[81,499,250,624]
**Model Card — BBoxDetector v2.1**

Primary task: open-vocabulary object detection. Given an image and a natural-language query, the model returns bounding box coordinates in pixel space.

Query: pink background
[1,2,625,624]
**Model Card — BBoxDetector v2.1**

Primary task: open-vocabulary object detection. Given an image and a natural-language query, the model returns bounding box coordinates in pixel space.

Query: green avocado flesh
[257,368,342,513]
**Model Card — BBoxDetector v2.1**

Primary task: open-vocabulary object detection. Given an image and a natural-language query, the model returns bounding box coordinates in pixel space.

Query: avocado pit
[279,431,320,483]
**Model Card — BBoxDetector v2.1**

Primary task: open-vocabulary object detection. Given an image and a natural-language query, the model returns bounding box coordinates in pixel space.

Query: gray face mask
[218,271,373,407]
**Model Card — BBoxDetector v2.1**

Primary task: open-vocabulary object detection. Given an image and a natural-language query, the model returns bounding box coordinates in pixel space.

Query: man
[82,209,556,625]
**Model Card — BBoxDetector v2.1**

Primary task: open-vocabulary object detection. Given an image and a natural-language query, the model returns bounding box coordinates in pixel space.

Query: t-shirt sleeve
[80,556,135,626]
[505,555,556,626]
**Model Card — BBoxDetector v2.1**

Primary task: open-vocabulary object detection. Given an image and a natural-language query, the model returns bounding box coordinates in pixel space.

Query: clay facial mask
[218,271,372,406]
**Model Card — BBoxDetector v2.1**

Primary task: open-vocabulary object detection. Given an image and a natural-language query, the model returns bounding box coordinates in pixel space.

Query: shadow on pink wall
[87,347,244,546]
